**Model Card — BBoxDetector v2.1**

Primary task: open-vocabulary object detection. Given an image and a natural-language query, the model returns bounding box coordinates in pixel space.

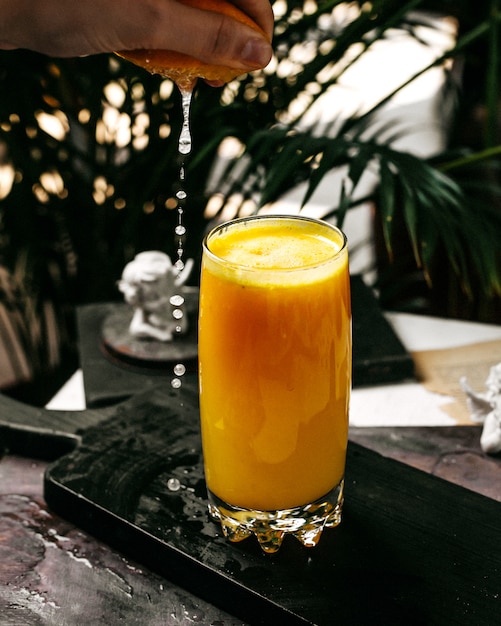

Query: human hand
[0,0,273,71]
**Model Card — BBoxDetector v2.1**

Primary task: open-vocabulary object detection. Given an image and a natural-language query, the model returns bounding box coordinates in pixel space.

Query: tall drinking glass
[198,215,351,553]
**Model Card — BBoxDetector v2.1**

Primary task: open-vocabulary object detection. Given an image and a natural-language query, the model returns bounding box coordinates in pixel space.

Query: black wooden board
[42,375,501,626]
[77,276,414,407]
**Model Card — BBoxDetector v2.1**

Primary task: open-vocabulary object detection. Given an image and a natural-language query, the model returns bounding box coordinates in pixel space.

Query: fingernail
[240,38,272,68]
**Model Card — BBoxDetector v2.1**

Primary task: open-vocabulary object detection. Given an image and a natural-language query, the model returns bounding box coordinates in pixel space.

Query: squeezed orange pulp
[198,217,351,511]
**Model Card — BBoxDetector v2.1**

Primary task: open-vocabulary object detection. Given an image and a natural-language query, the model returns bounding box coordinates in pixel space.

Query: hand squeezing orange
[117,0,270,89]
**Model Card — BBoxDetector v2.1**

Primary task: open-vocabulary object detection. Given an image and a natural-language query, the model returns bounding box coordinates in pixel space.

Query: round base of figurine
[101,289,199,368]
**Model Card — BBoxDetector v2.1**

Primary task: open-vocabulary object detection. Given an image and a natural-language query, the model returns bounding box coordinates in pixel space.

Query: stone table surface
[1,422,499,625]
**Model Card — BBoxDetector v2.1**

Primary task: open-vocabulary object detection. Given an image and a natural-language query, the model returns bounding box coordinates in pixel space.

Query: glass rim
[202,214,348,273]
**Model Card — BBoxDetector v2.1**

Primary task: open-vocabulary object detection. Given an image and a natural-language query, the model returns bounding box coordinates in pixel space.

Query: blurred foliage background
[0,0,500,403]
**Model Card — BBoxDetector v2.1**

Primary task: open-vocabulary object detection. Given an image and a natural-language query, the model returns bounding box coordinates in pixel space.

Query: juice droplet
[174,363,186,377]
[170,294,185,307]
[167,477,181,491]
[171,378,182,389]
[178,89,193,155]
[175,225,186,236]
[172,308,183,320]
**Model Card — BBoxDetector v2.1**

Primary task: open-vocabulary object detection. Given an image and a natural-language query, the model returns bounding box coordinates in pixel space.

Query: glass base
[207,479,344,554]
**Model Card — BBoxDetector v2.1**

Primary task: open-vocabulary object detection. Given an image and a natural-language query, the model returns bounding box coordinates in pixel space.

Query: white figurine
[460,362,501,455]
[118,251,193,342]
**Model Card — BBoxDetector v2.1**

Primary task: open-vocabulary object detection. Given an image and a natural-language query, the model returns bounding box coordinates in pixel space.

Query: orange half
[117,0,269,88]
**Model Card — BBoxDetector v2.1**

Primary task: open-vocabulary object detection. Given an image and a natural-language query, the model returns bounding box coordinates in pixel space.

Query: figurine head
[118,251,175,307]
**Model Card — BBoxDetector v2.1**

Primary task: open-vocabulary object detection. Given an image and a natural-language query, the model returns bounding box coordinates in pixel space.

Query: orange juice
[198,216,351,512]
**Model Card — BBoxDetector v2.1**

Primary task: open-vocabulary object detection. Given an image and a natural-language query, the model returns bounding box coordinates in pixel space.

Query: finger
[204,79,226,87]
